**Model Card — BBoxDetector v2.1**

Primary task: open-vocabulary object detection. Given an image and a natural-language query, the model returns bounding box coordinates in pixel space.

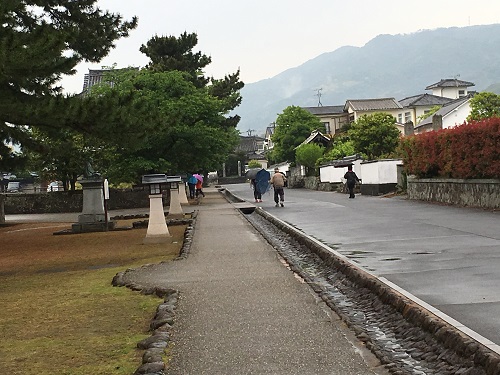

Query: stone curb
[111,210,198,375]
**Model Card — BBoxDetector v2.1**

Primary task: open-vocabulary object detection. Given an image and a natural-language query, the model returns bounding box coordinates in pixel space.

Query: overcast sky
[61,0,500,94]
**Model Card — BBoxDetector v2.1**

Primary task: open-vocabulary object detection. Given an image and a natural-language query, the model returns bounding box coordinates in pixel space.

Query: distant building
[302,105,348,135]
[264,124,275,150]
[235,135,268,169]
[82,67,138,93]
[398,93,453,127]
[82,69,108,92]
[414,94,474,134]
[425,79,475,99]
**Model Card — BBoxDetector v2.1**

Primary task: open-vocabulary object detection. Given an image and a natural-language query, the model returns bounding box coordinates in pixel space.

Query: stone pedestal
[144,194,171,244]
[179,183,189,205]
[72,178,115,233]
[168,187,184,218]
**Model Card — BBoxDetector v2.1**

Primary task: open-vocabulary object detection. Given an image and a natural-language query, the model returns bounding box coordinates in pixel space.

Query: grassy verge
[0,221,185,375]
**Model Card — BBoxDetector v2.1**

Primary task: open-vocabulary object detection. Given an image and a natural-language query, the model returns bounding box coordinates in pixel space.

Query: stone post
[167,176,183,218]
[142,174,171,244]
[179,182,189,205]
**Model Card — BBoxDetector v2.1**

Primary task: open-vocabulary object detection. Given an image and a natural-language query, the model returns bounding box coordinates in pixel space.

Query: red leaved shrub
[399,118,500,179]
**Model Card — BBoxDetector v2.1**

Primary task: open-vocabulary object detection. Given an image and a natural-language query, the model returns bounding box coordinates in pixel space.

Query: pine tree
[0,1,137,139]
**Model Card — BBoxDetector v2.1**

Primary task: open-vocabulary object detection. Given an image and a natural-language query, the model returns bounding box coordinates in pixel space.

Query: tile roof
[425,79,475,90]
[344,98,402,111]
[298,130,330,148]
[399,93,453,107]
[302,105,345,115]
[416,95,472,128]
[236,136,265,153]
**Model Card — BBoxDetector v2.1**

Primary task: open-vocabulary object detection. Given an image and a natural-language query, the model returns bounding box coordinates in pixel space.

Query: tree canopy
[348,112,401,160]
[467,92,500,122]
[271,106,322,163]
[317,134,355,165]
[85,33,243,183]
[0,1,137,171]
[1,7,244,185]
[295,143,324,175]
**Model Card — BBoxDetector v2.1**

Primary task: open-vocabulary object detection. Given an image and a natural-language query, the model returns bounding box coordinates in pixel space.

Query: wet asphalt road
[225,183,500,347]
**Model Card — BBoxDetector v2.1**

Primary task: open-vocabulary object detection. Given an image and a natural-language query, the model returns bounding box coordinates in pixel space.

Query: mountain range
[235,24,500,136]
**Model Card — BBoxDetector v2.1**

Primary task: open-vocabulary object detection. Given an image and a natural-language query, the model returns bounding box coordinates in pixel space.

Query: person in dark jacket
[344,165,360,199]
[250,178,262,202]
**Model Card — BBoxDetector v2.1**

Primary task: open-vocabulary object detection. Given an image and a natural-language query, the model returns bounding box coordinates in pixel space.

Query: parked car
[47,181,63,192]
[7,181,20,192]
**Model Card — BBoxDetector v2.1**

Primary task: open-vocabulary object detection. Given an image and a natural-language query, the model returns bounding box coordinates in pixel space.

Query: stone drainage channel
[223,190,500,375]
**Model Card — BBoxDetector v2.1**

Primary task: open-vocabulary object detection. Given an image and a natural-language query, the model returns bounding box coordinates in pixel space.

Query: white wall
[360,159,402,184]
[320,160,363,183]
[442,101,471,129]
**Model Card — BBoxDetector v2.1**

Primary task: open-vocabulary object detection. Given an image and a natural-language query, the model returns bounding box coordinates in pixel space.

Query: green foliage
[26,127,118,190]
[0,1,137,171]
[140,32,211,88]
[247,160,262,169]
[86,49,242,182]
[398,118,500,178]
[317,134,355,165]
[467,92,500,121]
[272,106,323,163]
[348,112,401,159]
[417,105,441,123]
[296,143,324,168]
[224,151,246,176]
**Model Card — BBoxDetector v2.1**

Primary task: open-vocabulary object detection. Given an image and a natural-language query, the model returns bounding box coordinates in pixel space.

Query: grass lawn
[0,220,185,375]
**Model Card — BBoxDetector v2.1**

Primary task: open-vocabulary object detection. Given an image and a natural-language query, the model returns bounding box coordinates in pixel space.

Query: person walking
[195,177,205,198]
[250,178,262,202]
[270,167,287,207]
[187,174,197,199]
[344,165,360,199]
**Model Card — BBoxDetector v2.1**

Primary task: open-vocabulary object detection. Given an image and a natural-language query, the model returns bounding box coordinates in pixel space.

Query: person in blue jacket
[187,174,197,199]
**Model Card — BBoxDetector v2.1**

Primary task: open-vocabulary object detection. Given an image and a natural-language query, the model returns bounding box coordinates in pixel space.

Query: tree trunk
[0,194,5,224]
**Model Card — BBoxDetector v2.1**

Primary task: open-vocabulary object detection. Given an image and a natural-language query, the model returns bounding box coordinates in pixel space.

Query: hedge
[399,118,500,179]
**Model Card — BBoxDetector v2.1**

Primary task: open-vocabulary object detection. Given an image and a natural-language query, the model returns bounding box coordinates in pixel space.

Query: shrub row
[399,118,500,178]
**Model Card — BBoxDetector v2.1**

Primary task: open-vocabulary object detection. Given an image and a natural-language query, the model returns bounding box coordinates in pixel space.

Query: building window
[323,122,331,134]
[404,112,411,123]
[458,89,466,97]
[398,114,403,123]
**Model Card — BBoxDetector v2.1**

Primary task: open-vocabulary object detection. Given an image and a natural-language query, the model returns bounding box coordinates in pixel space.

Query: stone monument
[72,164,115,233]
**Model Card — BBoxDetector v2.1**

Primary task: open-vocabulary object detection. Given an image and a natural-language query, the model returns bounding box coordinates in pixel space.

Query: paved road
[225,183,500,347]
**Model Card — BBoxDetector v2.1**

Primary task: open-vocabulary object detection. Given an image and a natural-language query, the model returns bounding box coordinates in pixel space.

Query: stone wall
[407,177,500,209]
[5,189,152,214]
